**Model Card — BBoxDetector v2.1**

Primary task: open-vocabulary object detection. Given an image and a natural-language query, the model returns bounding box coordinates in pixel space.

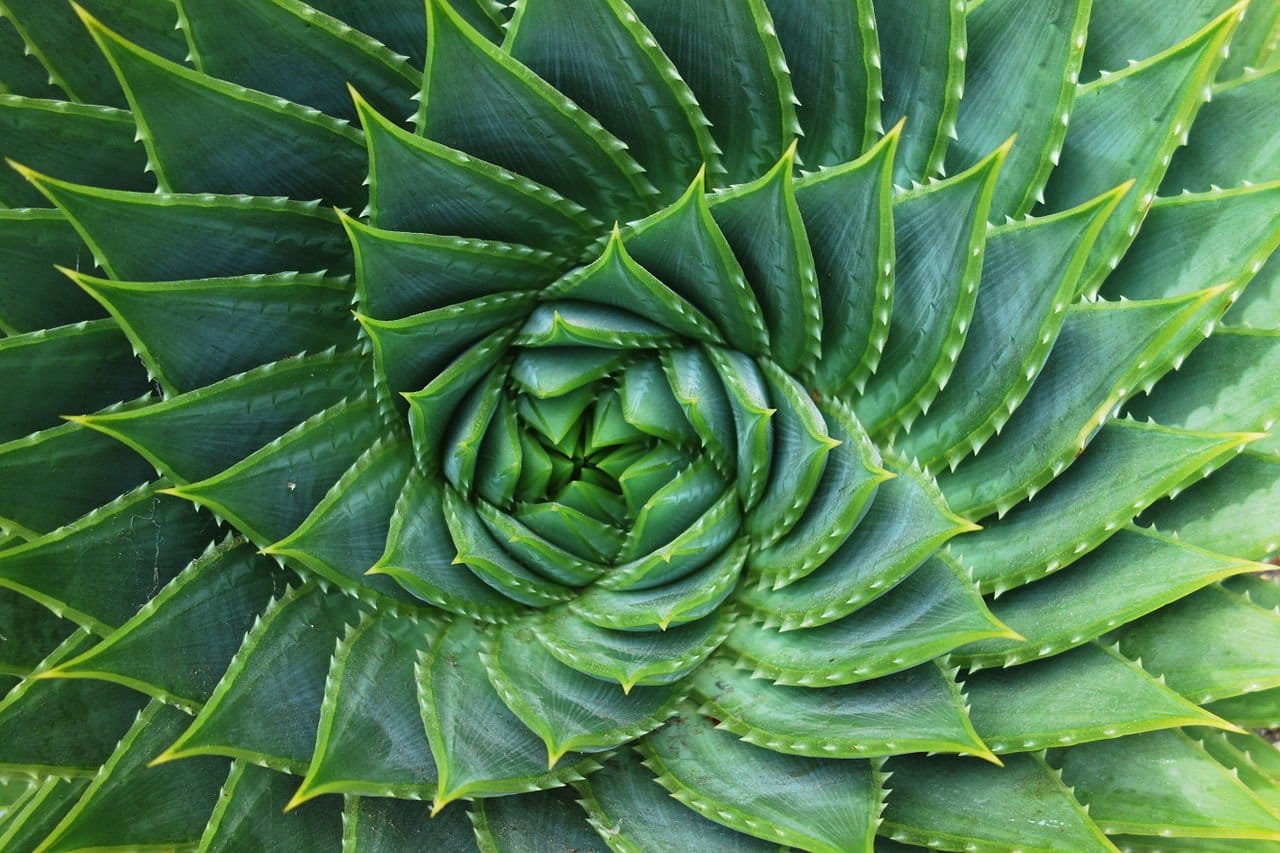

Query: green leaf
[706,347,772,511]
[47,539,287,711]
[694,656,993,761]
[857,142,1007,436]
[0,418,153,539]
[472,788,606,851]
[623,175,769,357]
[370,470,523,623]
[1043,5,1242,295]
[880,752,1114,853]
[0,16,64,100]
[1219,0,1280,77]
[71,270,357,396]
[570,538,747,632]
[873,0,965,182]
[546,229,721,344]
[0,0,186,107]
[1079,0,1238,81]
[512,499,626,566]
[0,95,148,207]
[743,359,837,547]
[512,348,630,401]
[1051,729,1280,841]
[949,0,1090,217]
[353,90,601,252]
[728,556,1011,686]
[1207,688,1280,730]
[74,349,365,483]
[965,642,1237,755]
[0,631,147,778]
[0,209,104,335]
[79,6,368,209]
[617,358,695,445]
[417,618,598,812]
[343,793,482,852]
[617,457,725,563]
[950,418,1255,594]
[1128,327,1280,456]
[170,396,382,544]
[0,319,149,444]
[625,0,798,185]
[898,185,1125,471]
[421,0,654,221]
[747,399,888,589]
[1141,450,1280,561]
[638,704,881,853]
[953,526,1258,671]
[515,300,678,349]
[0,484,217,634]
[1113,584,1280,704]
[177,0,419,122]
[0,778,89,853]
[486,618,683,766]
[505,0,717,201]
[445,487,577,608]
[477,502,608,588]
[0,585,75,676]
[1102,182,1280,302]
[737,463,976,630]
[533,607,731,693]
[709,146,821,377]
[764,0,881,168]
[602,491,741,592]
[303,0,430,65]
[19,168,350,280]
[200,762,343,851]
[938,287,1235,519]
[660,347,736,473]
[36,701,227,853]
[160,583,363,773]
[360,292,533,397]
[577,749,785,853]
[264,438,419,604]
[292,610,438,804]
[793,123,898,396]
[343,213,565,321]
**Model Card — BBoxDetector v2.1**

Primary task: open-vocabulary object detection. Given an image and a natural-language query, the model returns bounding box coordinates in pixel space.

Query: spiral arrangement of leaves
[1,0,1280,850]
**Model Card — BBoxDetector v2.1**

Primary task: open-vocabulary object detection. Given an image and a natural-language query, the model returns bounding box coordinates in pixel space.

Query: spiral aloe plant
[1,0,1280,850]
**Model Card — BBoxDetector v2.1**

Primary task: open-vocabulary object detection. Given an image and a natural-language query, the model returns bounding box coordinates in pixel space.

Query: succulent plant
[1,0,1280,850]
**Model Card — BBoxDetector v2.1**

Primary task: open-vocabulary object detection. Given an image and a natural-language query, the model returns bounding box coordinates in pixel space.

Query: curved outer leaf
[625,0,799,186]
[504,0,719,201]
[638,704,882,853]
[872,0,964,183]
[420,0,656,221]
[291,610,438,805]
[881,752,1116,852]
[158,583,364,773]
[1043,4,1243,296]
[949,0,1089,218]
[78,5,367,207]
[416,618,599,812]
[857,140,1007,436]
[576,749,785,853]
[176,0,420,123]
[486,617,684,766]
[1051,729,1280,841]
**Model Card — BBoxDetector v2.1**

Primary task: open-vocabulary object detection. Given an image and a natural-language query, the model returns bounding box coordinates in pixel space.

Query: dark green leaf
[178,0,419,122]
[639,705,881,853]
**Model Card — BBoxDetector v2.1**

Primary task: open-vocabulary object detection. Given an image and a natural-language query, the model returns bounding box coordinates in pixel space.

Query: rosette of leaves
[1,0,1280,850]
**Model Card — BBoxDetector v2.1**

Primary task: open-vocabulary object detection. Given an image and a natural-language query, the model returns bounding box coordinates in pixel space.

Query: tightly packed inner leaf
[1,0,1279,851]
